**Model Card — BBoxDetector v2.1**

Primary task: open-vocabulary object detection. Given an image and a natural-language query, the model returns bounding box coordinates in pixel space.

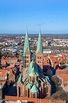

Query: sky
[0,0,68,34]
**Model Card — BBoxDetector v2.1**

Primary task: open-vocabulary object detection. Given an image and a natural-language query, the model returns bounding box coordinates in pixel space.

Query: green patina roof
[35,81,40,87]
[17,75,22,84]
[23,31,30,54]
[23,53,26,57]
[0,85,2,89]
[29,71,38,77]
[30,84,38,93]
[24,78,29,84]
[39,86,42,89]
[29,61,39,77]
[36,31,43,54]
[44,76,51,84]
[26,82,32,89]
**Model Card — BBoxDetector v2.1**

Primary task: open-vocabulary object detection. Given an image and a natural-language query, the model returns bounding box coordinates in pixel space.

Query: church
[17,31,51,98]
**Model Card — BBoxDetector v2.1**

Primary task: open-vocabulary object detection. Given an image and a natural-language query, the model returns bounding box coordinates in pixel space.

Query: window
[26,56,29,58]
[38,57,39,59]
[38,61,39,63]
[37,56,42,59]
[40,57,41,59]
[26,60,29,63]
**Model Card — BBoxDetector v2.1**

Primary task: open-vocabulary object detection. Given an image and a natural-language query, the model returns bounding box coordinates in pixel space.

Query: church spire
[24,31,30,53]
[36,31,43,54]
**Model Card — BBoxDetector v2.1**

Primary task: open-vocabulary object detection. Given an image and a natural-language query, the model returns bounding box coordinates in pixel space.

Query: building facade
[23,31,31,68]
[17,31,51,98]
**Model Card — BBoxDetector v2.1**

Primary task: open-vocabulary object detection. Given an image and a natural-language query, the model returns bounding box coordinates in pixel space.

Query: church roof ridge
[28,60,39,77]
[30,84,38,93]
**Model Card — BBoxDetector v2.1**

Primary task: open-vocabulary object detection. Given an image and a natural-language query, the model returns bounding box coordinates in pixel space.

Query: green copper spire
[29,60,39,77]
[24,31,30,53]
[30,84,38,93]
[0,85,2,89]
[17,75,22,84]
[26,82,32,89]
[36,31,43,54]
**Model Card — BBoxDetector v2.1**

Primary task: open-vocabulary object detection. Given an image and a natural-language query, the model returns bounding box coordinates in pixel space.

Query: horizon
[0,33,68,38]
[0,0,68,34]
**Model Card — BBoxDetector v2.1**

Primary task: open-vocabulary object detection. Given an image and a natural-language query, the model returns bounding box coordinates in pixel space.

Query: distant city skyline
[0,0,68,34]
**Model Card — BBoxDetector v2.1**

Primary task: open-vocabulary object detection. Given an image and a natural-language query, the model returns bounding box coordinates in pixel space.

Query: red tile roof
[5,96,66,103]
[56,68,68,74]
[43,56,50,66]
[0,69,7,77]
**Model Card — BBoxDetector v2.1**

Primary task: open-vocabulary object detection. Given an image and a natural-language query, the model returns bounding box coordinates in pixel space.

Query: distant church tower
[23,31,31,68]
[36,31,43,72]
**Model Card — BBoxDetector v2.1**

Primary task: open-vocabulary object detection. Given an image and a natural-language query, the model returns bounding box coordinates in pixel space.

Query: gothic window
[38,61,40,63]
[40,57,41,59]
[26,56,29,58]
[26,60,29,63]
[37,56,41,59]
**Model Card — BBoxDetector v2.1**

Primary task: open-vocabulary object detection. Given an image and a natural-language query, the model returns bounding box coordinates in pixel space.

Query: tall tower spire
[36,31,43,71]
[36,31,43,54]
[24,30,30,54]
[23,31,31,68]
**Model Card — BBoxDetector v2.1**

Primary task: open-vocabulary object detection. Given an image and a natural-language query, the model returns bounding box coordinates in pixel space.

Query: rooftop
[5,96,66,103]
[0,69,7,77]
